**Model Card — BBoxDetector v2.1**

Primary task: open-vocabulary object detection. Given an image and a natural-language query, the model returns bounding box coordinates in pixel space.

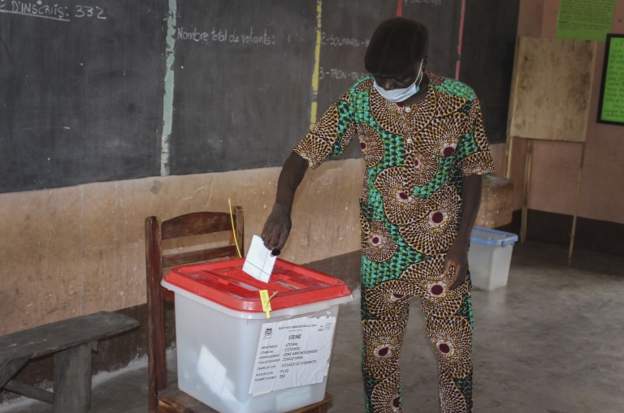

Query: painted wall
[510,0,624,224]
[0,146,513,336]
[0,160,364,335]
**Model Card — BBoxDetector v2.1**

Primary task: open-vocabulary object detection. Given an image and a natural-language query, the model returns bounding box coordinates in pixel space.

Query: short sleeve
[292,92,356,169]
[456,98,495,176]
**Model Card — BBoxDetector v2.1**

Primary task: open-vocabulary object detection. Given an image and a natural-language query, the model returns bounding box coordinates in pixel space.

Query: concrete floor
[2,242,624,413]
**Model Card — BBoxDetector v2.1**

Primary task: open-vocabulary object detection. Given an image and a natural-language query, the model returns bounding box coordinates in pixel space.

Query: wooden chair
[145,209,332,413]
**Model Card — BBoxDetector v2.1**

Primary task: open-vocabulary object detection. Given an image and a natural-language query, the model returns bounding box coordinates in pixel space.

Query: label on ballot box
[249,314,337,396]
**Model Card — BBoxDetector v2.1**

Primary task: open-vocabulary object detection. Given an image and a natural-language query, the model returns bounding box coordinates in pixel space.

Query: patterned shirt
[293,73,494,289]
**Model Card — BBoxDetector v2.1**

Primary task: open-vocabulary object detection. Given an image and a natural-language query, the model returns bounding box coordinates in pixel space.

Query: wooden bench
[0,311,139,412]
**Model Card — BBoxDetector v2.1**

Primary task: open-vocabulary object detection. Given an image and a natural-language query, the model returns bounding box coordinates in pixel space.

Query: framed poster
[597,34,624,125]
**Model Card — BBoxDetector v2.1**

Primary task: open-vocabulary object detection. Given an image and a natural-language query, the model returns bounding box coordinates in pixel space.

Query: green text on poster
[600,36,624,124]
[557,0,616,41]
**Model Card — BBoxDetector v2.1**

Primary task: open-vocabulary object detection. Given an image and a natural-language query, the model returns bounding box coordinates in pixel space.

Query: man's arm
[261,151,308,251]
[446,174,482,289]
[261,87,356,252]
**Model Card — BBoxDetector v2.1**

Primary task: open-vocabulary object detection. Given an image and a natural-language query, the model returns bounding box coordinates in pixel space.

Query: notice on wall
[557,0,616,41]
[599,36,624,125]
[249,314,337,396]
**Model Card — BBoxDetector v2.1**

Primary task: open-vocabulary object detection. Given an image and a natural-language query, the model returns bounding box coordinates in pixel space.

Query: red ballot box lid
[163,258,351,313]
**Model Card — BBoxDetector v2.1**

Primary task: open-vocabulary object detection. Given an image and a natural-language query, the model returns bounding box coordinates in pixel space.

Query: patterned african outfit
[293,73,494,413]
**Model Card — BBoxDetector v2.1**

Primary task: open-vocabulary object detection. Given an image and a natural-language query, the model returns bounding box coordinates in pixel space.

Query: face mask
[373,61,424,103]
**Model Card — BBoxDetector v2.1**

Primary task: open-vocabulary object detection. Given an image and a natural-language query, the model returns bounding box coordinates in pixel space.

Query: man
[262,17,493,413]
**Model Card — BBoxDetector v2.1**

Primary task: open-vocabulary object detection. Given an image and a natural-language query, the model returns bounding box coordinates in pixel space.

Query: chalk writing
[74,4,107,20]
[0,0,109,22]
[0,0,70,21]
[404,0,442,6]
[321,32,369,48]
[319,66,367,82]
[176,26,277,47]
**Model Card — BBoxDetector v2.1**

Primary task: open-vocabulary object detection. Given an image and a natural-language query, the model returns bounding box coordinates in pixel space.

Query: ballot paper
[242,235,277,283]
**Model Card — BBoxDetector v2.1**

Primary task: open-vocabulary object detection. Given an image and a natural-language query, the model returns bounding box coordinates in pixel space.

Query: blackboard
[460,0,519,143]
[402,0,461,78]
[170,0,316,175]
[171,0,465,173]
[0,0,167,193]
[1,0,482,192]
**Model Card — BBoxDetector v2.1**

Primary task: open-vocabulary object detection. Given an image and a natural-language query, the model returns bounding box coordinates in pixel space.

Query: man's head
[365,17,428,90]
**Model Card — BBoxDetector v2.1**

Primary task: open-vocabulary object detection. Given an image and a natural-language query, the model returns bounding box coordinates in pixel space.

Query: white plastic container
[161,258,353,413]
[468,226,519,290]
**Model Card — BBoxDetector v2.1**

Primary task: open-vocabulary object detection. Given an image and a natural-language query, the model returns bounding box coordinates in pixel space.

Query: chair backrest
[145,208,244,412]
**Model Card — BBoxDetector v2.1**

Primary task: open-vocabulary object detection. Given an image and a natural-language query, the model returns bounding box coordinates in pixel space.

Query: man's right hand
[261,204,292,251]
[262,151,308,251]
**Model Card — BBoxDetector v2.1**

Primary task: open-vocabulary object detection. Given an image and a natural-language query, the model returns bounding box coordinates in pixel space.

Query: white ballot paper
[243,235,277,283]
[249,314,337,396]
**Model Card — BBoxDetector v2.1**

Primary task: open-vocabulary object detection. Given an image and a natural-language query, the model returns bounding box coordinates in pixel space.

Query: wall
[510,0,624,224]
[0,159,363,335]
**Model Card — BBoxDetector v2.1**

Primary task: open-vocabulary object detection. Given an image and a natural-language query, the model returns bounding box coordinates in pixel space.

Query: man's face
[372,60,424,90]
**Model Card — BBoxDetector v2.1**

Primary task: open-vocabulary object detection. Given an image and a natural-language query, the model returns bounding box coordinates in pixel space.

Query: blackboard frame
[597,33,624,126]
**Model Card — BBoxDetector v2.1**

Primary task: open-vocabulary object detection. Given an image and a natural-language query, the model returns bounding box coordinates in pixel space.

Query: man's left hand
[444,238,469,290]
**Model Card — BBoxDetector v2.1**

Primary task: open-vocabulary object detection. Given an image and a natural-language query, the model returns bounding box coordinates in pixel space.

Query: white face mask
[373,61,424,103]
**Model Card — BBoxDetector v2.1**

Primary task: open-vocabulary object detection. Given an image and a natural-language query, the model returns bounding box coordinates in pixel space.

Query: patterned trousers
[360,270,474,413]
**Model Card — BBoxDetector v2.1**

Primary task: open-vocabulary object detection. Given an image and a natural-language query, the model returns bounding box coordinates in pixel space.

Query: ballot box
[161,258,353,413]
[468,227,519,291]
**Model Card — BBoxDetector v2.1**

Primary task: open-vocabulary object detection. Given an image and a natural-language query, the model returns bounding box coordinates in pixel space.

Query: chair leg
[147,277,167,413]
[146,216,168,413]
